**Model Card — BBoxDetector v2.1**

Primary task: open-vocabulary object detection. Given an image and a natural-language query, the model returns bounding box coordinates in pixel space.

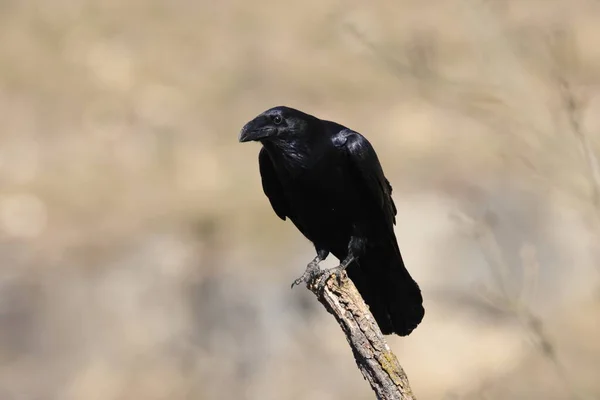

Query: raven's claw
[316,264,348,288]
[291,260,321,288]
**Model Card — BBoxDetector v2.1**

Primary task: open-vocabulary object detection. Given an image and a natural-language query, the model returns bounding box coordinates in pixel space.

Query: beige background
[0,0,599,399]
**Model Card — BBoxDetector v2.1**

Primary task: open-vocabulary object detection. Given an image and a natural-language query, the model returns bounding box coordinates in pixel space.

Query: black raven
[239,106,424,336]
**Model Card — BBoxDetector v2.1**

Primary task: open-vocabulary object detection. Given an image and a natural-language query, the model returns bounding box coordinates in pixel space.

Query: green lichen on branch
[304,269,417,400]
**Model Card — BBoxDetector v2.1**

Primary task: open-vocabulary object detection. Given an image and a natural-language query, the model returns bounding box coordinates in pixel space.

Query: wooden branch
[305,270,417,400]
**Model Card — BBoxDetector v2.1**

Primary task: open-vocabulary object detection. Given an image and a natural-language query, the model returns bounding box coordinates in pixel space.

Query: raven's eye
[272,115,283,125]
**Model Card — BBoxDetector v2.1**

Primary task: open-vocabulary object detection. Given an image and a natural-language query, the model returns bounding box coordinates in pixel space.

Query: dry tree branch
[303,270,417,400]
[452,209,585,400]
[556,75,600,211]
[544,27,600,212]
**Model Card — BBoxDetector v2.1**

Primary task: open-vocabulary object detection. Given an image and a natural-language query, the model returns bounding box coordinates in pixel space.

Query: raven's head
[238,106,316,144]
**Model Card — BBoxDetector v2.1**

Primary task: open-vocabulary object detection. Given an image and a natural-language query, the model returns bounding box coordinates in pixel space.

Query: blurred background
[1,0,599,399]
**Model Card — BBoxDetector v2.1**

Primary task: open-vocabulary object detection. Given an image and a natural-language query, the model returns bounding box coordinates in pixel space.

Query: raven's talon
[316,265,347,289]
[291,261,320,289]
[336,272,345,286]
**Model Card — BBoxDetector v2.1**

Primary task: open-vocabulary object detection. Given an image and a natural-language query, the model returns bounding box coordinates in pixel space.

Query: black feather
[240,106,425,336]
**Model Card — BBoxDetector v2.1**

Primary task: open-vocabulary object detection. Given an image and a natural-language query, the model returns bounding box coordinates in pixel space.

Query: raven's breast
[283,169,357,254]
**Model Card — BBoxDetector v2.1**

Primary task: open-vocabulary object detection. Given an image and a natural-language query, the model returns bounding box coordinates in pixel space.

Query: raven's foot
[315,264,349,289]
[291,259,321,289]
[316,253,355,288]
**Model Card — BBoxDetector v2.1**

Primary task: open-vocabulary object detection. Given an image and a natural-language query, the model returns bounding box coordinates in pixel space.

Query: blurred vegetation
[0,0,599,399]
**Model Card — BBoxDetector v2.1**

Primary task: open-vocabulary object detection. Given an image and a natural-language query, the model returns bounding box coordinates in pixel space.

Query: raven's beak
[239,121,274,143]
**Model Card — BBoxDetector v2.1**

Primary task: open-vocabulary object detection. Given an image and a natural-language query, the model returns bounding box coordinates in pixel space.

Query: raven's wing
[333,129,397,227]
[258,147,289,220]
[334,129,424,336]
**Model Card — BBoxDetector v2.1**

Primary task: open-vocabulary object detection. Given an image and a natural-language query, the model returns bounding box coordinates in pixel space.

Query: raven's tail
[346,240,424,336]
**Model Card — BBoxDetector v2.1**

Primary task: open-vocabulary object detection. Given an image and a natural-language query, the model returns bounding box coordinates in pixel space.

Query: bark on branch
[305,270,417,400]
